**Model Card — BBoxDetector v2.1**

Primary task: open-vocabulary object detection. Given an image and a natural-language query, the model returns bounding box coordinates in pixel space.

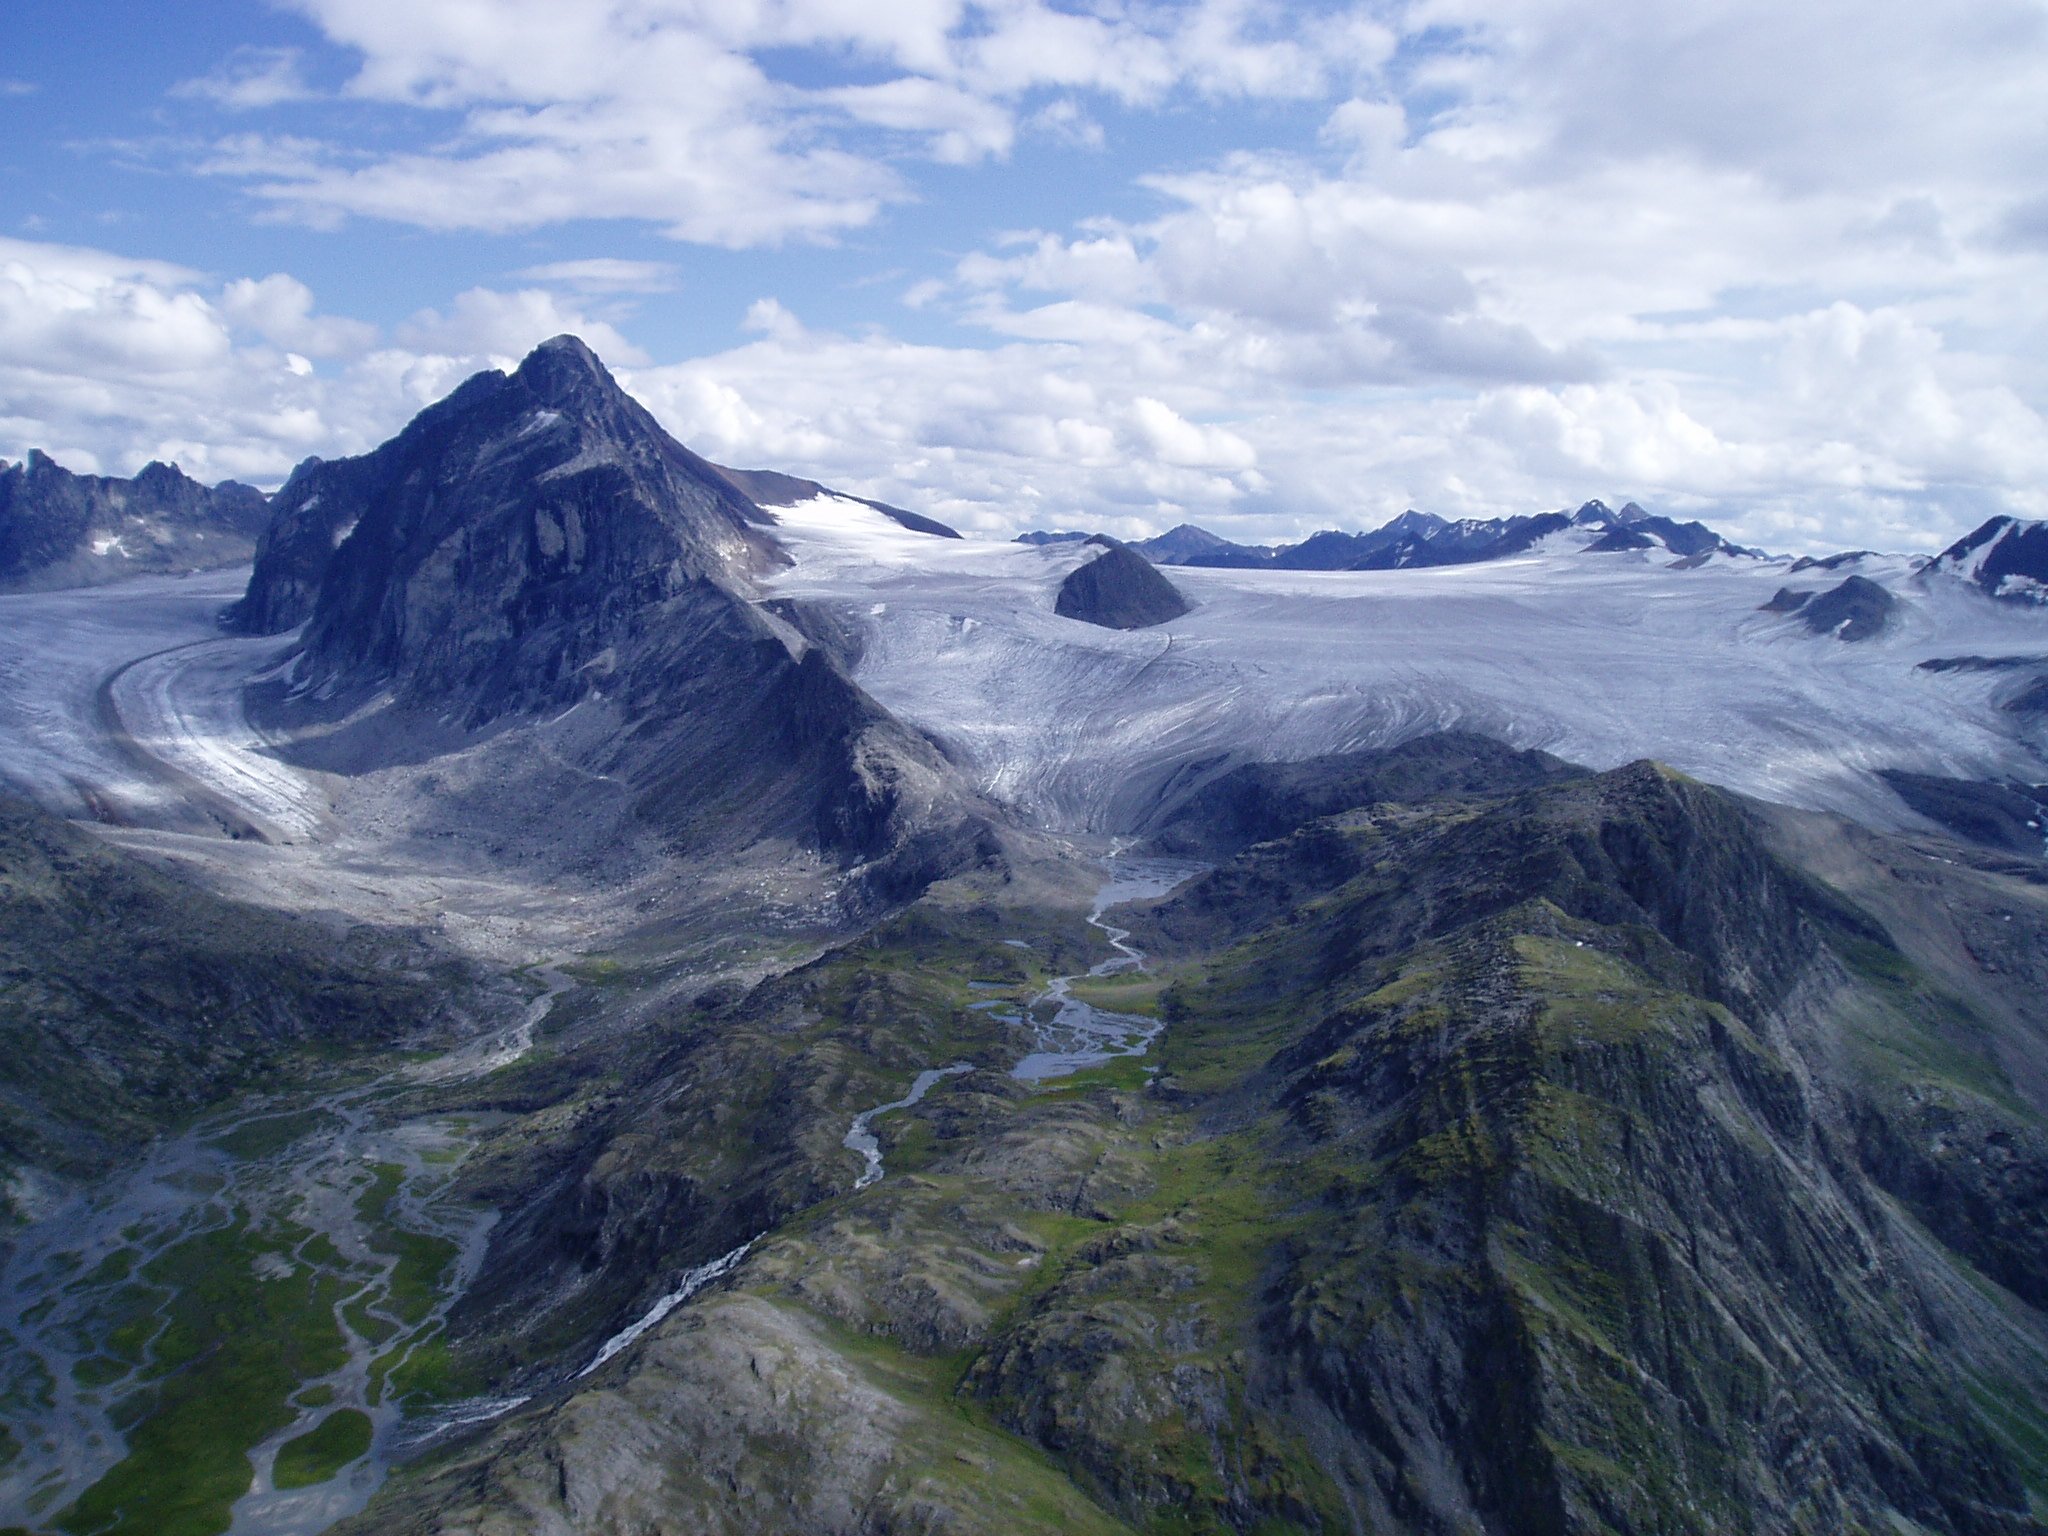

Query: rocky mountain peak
[133,460,189,491]
[0,449,271,592]
[1928,514,2048,603]
[229,334,779,639]
[225,336,999,893]
[512,332,620,409]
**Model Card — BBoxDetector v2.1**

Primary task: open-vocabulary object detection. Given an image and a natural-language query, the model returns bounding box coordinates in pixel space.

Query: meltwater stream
[574,858,1204,1400]
[842,852,1204,1201]
[1005,854,1202,1082]
[0,961,581,1536]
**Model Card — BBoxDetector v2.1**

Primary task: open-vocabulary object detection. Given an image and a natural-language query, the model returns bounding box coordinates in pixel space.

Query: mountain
[1765,573,1898,640]
[1881,769,2048,856]
[1141,730,1585,857]
[1052,536,1189,629]
[1800,573,1897,640]
[227,338,780,638]
[1014,529,1092,546]
[0,451,268,592]
[340,744,2048,1536]
[1789,550,1876,573]
[1927,517,2048,603]
[230,335,1000,901]
[1583,522,1656,551]
[1125,523,1274,567]
[1125,500,1756,574]
[711,465,962,538]
[1126,523,1269,565]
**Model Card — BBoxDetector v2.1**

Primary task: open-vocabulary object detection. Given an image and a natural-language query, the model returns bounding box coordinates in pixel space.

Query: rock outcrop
[1053,537,1189,629]
[343,745,2048,1536]
[0,792,462,1214]
[1799,573,1896,640]
[1142,729,1584,858]
[0,452,268,591]
[1928,516,2048,603]
[712,465,961,538]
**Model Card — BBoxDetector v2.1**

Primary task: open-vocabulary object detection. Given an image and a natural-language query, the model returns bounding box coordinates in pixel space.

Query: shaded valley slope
[336,741,2048,1536]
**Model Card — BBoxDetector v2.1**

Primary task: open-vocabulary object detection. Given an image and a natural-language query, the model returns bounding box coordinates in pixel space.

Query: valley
[1,339,2045,1535]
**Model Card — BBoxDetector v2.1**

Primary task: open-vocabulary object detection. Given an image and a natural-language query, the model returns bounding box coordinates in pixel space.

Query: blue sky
[4,0,2047,552]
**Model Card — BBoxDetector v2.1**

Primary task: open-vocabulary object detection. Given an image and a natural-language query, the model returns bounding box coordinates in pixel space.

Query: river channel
[0,963,578,1536]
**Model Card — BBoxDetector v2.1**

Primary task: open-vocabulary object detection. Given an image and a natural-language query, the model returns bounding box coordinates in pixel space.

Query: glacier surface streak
[761,510,2048,833]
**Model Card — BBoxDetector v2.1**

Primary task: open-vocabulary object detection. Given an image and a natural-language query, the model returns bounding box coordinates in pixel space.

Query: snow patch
[1995,573,2048,604]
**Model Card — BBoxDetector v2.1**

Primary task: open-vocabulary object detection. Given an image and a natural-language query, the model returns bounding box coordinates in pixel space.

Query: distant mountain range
[1020,499,1763,572]
[0,451,268,591]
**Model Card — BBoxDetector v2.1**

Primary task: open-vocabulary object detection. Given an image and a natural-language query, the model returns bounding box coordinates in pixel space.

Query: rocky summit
[1928,516,2048,604]
[1054,535,1191,629]
[0,451,268,591]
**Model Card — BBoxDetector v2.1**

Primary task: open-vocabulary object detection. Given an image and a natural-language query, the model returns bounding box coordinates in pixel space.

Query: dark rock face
[0,451,268,592]
[1928,516,2048,603]
[1012,529,1090,546]
[233,336,997,887]
[1095,502,1757,574]
[1142,730,1586,858]
[1607,501,1745,557]
[1800,574,1896,640]
[1761,586,1812,614]
[1881,769,2048,856]
[1129,522,1258,565]
[1919,654,2048,674]
[230,336,777,637]
[2008,677,2048,717]
[1095,762,2048,1534]
[1128,522,1275,567]
[1582,524,1656,552]
[1053,537,1189,629]
[338,749,2048,1536]
[712,465,961,538]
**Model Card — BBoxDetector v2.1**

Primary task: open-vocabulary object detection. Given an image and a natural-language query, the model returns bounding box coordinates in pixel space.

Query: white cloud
[219,273,377,357]
[823,77,1015,164]
[16,0,2048,555]
[0,237,652,487]
[395,287,649,366]
[183,1,1407,243]
[172,47,316,110]
[512,258,680,294]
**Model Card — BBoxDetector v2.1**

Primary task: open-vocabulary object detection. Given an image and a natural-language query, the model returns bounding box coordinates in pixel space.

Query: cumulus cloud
[16,0,2048,553]
[181,0,1397,242]
[219,273,377,356]
[394,287,649,366]
[0,237,645,485]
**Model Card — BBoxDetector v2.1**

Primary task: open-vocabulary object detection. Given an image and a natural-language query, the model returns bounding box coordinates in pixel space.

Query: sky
[3,0,2048,553]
